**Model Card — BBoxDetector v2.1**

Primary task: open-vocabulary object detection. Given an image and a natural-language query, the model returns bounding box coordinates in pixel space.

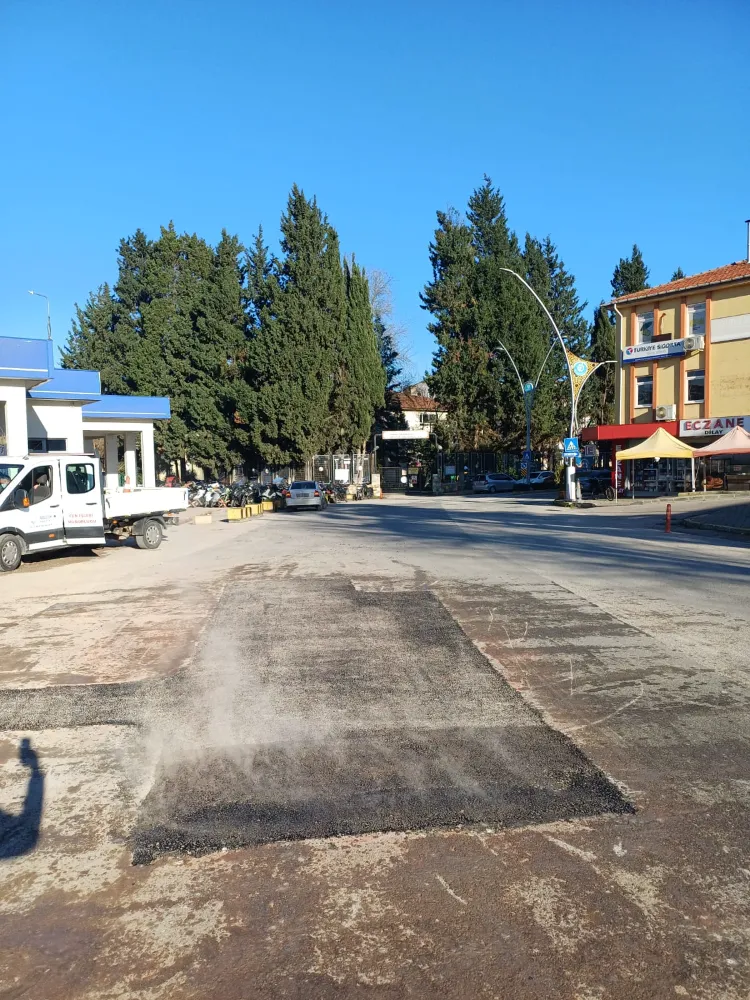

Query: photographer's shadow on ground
[0,738,44,859]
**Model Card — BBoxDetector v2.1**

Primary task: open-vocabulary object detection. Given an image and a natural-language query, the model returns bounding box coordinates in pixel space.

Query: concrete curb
[680,517,750,538]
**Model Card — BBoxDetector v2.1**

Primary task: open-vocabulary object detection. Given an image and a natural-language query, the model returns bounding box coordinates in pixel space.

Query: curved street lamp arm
[497,267,576,434]
[533,338,559,388]
[491,339,525,395]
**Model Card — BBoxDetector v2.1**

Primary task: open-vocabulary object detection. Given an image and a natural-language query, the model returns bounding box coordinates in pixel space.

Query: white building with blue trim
[0,334,170,489]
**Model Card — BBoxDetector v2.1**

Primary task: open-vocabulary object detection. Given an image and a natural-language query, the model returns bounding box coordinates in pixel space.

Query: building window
[637,312,654,344]
[66,463,96,494]
[687,303,706,337]
[419,411,438,426]
[636,376,653,407]
[27,438,67,453]
[15,465,53,504]
[686,369,705,403]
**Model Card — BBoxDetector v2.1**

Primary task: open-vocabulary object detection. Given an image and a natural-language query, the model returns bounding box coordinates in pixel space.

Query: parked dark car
[576,468,612,496]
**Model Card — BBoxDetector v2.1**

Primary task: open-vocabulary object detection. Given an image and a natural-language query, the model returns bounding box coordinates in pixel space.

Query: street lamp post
[492,337,558,488]
[28,291,52,341]
[496,268,578,500]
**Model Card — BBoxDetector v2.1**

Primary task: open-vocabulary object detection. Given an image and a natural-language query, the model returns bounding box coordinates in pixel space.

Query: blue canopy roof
[83,395,171,420]
[0,334,170,417]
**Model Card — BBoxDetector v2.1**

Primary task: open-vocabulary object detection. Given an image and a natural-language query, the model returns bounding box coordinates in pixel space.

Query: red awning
[581,421,679,444]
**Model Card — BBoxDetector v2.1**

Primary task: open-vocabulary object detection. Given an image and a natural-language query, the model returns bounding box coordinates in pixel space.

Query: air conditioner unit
[655,404,676,421]
[684,335,705,352]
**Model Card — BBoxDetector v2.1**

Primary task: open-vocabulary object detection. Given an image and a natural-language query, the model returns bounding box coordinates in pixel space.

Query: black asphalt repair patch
[133,579,632,863]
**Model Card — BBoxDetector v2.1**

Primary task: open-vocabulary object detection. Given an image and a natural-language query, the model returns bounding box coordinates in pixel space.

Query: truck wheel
[135,519,163,550]
[0,534,23,572]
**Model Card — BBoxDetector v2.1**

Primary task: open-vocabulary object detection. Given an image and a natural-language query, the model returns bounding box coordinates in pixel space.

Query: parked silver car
[285,480,324,511]
[472,472,517,494]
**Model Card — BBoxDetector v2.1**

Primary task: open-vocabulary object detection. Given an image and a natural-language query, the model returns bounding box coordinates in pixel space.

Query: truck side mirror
[14,489,30,510]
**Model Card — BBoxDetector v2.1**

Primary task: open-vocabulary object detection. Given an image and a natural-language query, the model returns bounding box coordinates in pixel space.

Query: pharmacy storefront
[581,414,750,494]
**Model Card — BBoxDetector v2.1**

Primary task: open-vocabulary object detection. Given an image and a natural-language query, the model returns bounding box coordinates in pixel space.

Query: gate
[381,466,406,492]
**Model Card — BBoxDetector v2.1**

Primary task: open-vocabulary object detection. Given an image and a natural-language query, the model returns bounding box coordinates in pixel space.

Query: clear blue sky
[1,0,748,378]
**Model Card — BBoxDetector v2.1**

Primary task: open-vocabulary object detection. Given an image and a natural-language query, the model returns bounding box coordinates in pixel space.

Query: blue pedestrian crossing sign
[522,449,532,462]
[563,437,580,458]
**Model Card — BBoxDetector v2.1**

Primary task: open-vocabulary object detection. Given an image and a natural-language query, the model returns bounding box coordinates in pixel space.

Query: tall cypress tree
[336,258,386,450]
[243,185,344,464]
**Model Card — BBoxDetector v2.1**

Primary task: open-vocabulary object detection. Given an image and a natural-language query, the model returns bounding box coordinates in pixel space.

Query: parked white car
[472,472,517,494]
[285,480,324,511]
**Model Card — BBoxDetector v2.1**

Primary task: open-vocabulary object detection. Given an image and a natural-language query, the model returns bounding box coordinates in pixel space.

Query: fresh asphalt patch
[132,577,632,863]
[0,575,632,864]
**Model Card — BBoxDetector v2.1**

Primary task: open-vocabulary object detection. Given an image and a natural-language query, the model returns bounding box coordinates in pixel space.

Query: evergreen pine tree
[375,315,402,393]
[611,244,650,297]
[588,305,617,425]
[63,224,247,476]
[243,185,344,465]
[671,266,685,281]
[422,206,497,450]
[332,258,387,451]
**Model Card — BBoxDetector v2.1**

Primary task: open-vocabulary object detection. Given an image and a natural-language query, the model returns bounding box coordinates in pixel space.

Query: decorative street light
[491,336,558,488]
[496,268,578,500]
[496,268,618,500]
[28,290,52,341]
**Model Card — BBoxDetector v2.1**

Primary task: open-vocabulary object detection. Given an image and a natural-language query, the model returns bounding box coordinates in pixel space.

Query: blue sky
[1,0,748,378]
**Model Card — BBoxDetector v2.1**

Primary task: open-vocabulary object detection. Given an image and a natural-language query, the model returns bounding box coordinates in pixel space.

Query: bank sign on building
[0,335,170,489]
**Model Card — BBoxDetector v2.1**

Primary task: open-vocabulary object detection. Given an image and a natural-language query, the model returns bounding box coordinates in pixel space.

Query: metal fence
[312,454,371,484]
[244,454,372,486]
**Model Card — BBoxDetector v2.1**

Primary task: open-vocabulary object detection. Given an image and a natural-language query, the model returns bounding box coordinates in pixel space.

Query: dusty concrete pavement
[1,495,750,999]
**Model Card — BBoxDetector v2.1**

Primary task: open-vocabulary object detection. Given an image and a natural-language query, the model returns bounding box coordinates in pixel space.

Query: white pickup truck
[0,453,188,572]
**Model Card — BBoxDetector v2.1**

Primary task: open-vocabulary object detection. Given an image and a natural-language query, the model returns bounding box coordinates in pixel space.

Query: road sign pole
[562,437,580,502]
[523,385,534,488]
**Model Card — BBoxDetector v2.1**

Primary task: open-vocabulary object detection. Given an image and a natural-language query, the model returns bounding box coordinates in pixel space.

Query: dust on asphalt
[0,576,631,862]
[133,579,631,861]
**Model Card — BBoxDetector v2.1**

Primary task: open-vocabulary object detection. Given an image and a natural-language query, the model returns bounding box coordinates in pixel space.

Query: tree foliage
[63,224,248,475]
[422,178,588,453]
[611,244,650,298]
[64,187,391,473]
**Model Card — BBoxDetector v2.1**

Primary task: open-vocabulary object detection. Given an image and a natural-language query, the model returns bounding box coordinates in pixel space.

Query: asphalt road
[1,494,749,999]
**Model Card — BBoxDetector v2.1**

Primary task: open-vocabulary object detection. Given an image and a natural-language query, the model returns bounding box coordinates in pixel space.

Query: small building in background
[388,382,447,431]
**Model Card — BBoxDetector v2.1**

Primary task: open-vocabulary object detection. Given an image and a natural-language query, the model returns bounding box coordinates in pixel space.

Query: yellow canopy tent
[614,427,696,498]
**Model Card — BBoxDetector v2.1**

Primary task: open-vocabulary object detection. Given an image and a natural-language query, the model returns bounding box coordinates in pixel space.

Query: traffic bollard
[665,503,672,533]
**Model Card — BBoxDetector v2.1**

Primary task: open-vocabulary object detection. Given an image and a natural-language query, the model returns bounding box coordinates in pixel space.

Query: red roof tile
[612,260,750,304]
[390,392,444,412]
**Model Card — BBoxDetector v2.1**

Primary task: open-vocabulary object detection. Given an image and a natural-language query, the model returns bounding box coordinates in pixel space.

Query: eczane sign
[680,416,750,437]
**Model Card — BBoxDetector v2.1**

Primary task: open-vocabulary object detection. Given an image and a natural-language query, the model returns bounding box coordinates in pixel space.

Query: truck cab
[0,454,186,572]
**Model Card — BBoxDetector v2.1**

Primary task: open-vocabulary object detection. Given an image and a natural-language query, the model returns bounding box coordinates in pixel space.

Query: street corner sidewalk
[681,499,750,538]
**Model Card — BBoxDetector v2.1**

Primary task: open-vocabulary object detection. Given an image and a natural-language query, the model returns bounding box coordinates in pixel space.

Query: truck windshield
[0,463,24,495]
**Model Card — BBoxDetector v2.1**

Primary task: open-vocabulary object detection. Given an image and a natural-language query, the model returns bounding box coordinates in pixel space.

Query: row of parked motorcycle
[185,479,372,508]
[185,481,283,508]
